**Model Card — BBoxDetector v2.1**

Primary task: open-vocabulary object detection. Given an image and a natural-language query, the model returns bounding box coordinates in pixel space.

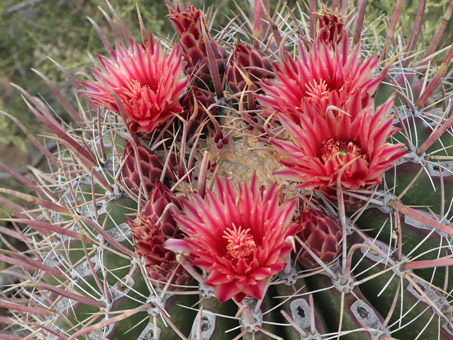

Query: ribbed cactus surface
[1,1,452,340]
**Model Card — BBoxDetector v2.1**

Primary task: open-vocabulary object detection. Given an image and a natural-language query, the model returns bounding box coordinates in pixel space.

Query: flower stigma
[223,224,256,260]
[320,138,366,163]
[306,79,329,99]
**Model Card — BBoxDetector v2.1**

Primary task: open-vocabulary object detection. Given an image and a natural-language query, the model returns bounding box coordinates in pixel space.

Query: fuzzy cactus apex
[1,1,452,340]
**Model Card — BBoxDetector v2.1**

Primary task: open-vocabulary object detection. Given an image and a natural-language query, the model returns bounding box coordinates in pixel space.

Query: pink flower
[259,36,381,124]
[165,175,297,302]
[82,35,187,133]
[270,97,407,191]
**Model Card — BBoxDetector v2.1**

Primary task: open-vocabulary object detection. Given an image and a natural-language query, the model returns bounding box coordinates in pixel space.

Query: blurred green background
[0,0,451,269]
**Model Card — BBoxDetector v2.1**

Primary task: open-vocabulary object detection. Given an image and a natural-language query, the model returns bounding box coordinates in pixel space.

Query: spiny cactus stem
[86,15,115,60]
[351,262,401,288]
[158,266,182,300]
[402,257,453,271]
[176,254,204,284]
[340,0,349,13]
[130,140,151,201]
[341,244,370,285]
[79,215,136,257]
[178,121,190,180]
[404,0,426,67]
[187,128,206,177]
[309,293,316,335]
[24,281,104,307]
[351,227,397,267]
[170,167,195,192]
[395,159,429,201]
[153,117,178,150]
[382,0,404,58]
[352,0,367,45]
[66,303,151,340]
[286,3,306,41]
[424,0,453,59]
[0,111,61,167]
[387,74,418,114]
[417,44,453,107]
[404,273,451,326]
[336,291,345,340]
[394,209,403,261]
[335,174,348,275]
[200,22,223,99]
[155,303,189,340]
[416,115,453,155]
[0,300,55,317]
[105,0,131,44]
[255,325,283,339]
[123,262,138,287]
[309,0,316,40]
[0,189,67,215]
[90,168,101,221]
[260,2,283,49]
[252,0,263,48]
[13,83,98,166]
[96,110,107,161]
[79,153,114,193]
[379,336,399,340]
[81,240,105,294]
[253,286,269,314]
[390,200,453,236]
[233,327,250,340]
[380,280,401,330]
[9,218,89,243]
[295,235,338,280]
[197,151,209,198]
[32,68,85,126]
[280,309,308,337]
[0,160,47,197]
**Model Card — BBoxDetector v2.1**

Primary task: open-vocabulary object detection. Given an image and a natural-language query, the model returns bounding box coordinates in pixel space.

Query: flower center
[305,79,329,99]
[122,79,152,105]
[223,224,256,260]
[320,138,365,164]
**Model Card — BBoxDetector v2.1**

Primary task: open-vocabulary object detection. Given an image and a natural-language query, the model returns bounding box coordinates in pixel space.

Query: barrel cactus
[1,1,452,339]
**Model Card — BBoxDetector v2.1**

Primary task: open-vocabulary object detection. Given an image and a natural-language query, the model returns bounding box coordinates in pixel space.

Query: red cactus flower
[168,4,227,90]
[270,97,407,191]
[294,207,342,269]
[165,175,297,303]
[259,36,381,124]
[120,141,163,198]
[82,35,187,133]
[128,181,191,287]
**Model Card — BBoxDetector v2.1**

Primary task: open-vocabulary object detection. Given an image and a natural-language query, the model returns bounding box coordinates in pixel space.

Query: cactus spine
[1,1,452,339]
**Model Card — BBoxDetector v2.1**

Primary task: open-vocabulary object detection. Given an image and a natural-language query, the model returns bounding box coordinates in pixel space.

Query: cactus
[1,1,452,340]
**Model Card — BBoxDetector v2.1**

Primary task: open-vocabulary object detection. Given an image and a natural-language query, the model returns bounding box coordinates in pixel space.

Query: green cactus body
[1,1,452,340]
